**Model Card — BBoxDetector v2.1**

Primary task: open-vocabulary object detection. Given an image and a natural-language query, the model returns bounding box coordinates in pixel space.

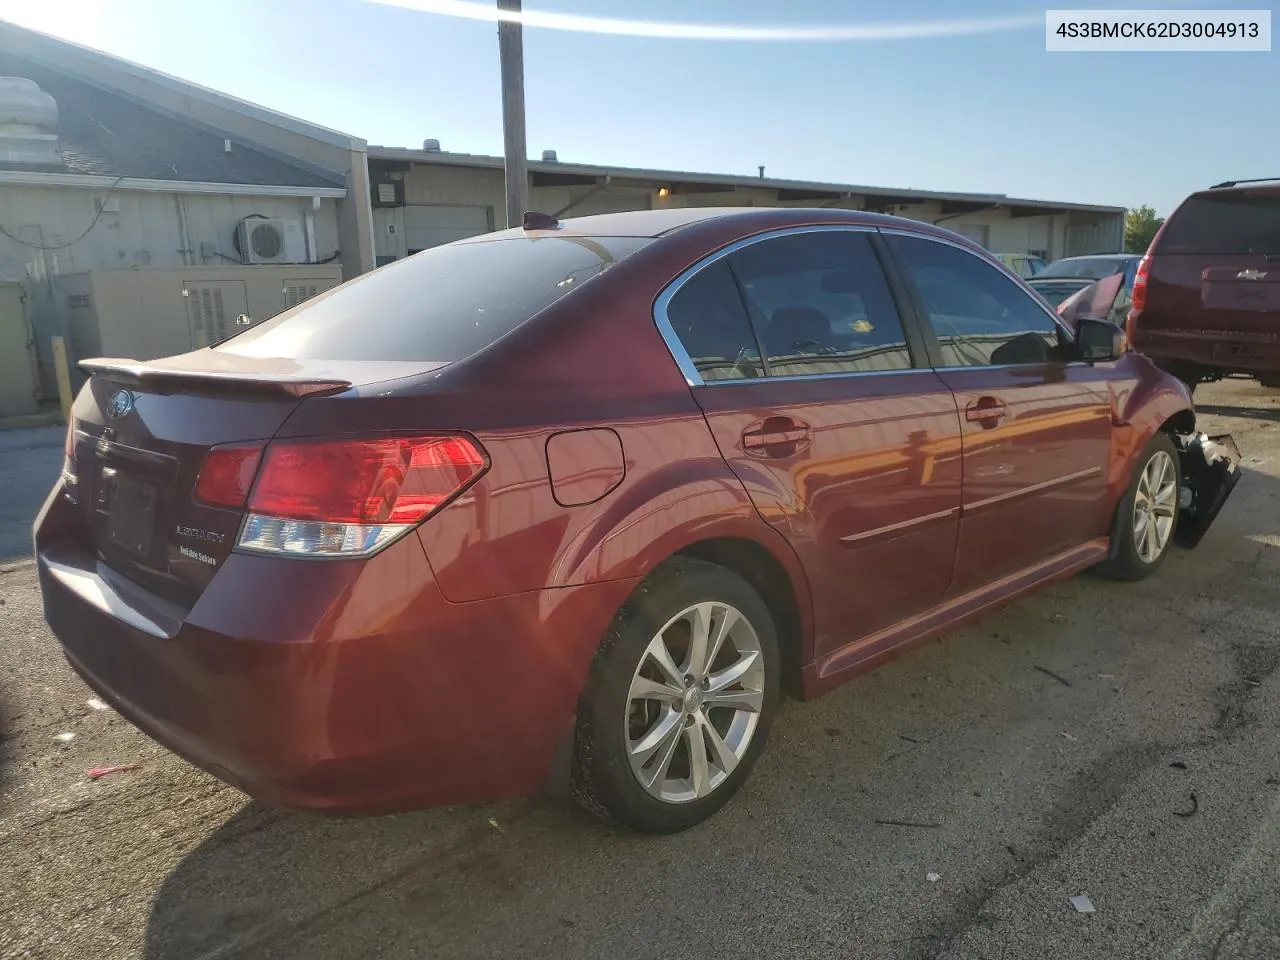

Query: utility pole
[497,0,527,228]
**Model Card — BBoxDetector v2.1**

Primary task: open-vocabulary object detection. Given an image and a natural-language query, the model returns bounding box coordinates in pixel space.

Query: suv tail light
[230,434,486,557]
[1126,255,1151,341]
[1130,255,1151,313]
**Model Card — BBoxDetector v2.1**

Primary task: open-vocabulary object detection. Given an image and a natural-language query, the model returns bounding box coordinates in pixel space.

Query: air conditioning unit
[235,217,307,264]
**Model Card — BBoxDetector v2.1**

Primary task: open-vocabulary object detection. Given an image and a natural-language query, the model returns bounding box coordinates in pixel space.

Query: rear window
[1036,258,1127,280]
[1158,192,1280,255]
[217,235,652,362]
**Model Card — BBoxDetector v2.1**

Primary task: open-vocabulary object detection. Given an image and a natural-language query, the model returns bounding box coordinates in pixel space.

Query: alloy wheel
[1133,449,1177,563]
[625,601,765,804]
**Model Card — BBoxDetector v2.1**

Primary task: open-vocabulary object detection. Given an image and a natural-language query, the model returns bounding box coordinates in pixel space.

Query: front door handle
[742,417,811,457]
[965,397,1006,428]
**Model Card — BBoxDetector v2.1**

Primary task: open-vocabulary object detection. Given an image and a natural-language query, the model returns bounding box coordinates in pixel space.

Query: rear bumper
[1131,328,1280,374]
[34,485,637,814]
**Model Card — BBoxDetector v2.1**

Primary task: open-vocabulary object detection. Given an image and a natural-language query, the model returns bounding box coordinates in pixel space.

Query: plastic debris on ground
[87,764,140,780]
[926,873,941,883]
[54,732,75,742]
[87,698,109,711]
[1071,894,1096,914]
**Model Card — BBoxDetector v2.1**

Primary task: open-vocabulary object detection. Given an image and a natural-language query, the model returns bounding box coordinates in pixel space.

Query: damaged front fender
[1174,432,1243,548]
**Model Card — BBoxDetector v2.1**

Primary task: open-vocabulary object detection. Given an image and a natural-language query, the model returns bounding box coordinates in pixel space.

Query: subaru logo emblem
[105,389,135,419]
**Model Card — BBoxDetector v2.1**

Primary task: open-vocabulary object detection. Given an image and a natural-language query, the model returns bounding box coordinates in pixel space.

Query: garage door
[403,204,492,253]
[951,223,990,248]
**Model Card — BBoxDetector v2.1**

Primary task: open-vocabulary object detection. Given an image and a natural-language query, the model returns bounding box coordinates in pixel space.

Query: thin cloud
[368,0,1041,42]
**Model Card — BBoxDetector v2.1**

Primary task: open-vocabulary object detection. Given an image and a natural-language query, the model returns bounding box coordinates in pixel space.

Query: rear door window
[728,231,914,376]
[217,235,652,362]
[1158,192,1280,255]
[894,235,1063,367]
[663,260,764,382]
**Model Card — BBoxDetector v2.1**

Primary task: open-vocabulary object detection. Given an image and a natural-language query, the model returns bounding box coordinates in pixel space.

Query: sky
[0,0,1275,215]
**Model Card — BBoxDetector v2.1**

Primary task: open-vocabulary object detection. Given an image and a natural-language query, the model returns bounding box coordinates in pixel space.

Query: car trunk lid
[67,351,434,608]
[1028,278,1096,308]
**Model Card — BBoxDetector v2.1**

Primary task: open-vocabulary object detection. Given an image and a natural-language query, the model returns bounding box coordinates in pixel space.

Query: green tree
[1125,205,1164,254]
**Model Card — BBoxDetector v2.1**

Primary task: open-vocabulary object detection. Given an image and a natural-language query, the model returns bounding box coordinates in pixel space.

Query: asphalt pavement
[1,382,1278,960]
[0,425,63,562]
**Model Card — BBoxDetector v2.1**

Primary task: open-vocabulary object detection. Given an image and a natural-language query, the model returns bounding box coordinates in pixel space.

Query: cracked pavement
[1,380,1279,960]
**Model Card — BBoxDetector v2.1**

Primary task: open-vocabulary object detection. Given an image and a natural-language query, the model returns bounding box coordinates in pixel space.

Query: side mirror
[1076,317,1127,363]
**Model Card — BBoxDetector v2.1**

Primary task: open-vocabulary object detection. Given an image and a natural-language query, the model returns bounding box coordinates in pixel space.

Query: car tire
[571,557,781,834]
[1096,432,1181,581]
[1259,375,1280,390]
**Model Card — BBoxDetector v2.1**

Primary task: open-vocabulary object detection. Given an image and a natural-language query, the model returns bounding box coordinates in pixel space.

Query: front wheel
[571,558,781,833]
[1096,432,1181,581]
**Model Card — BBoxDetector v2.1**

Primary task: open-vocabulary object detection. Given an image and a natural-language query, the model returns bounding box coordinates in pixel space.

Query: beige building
[0,20,1125,416]
[366,144,1125,266]
[0,21,374,410]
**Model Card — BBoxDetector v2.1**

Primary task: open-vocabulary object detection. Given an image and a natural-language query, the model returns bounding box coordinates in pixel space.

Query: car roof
[1206,178,1280,191]
[463,206,966,242]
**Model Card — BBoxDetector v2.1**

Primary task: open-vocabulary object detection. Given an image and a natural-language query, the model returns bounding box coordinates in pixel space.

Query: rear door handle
[742,417,811,456]
[743,427,808,447]
[965,397,1006,426]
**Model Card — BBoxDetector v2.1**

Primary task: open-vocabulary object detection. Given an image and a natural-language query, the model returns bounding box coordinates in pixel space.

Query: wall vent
[187,286,229,346]
[0,77,62,167]
[283,283,321,310]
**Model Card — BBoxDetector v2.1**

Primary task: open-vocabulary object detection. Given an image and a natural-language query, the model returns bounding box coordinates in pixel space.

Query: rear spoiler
[78,358,352,399]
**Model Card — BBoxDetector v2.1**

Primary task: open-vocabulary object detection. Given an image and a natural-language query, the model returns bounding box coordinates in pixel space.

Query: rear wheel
[1096,432,1181,581]
[1259,375,1280,390]
[571,558,780,833]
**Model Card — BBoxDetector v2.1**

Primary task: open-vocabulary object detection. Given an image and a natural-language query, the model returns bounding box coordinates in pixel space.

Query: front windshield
[1036,258,1126,280]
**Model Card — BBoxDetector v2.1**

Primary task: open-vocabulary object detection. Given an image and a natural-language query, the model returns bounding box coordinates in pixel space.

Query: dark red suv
[1127,180,1280,390]
[35,208,1240,833]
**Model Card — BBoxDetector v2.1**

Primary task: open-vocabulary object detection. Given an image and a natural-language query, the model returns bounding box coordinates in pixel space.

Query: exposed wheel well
[1161,409,1196,436]
[675,537,806,699]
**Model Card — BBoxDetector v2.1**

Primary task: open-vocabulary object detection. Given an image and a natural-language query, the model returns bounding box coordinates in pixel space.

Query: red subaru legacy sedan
[35,208,1240,833]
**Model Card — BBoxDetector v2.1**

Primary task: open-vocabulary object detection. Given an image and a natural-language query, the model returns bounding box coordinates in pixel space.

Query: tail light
[1129,255,1151,314]
[60,417,78,504]
[195,443,265,509]
[230,434,486,557]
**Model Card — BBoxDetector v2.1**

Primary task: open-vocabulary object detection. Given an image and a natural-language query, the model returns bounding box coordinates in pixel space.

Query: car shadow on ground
[140,434,1279,960]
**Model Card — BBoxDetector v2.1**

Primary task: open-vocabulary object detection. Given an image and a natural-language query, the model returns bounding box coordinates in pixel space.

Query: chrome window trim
[876,226,1079,360]
[653,224,879,388]
[695,366,922,386]
[652,222,1085,388]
